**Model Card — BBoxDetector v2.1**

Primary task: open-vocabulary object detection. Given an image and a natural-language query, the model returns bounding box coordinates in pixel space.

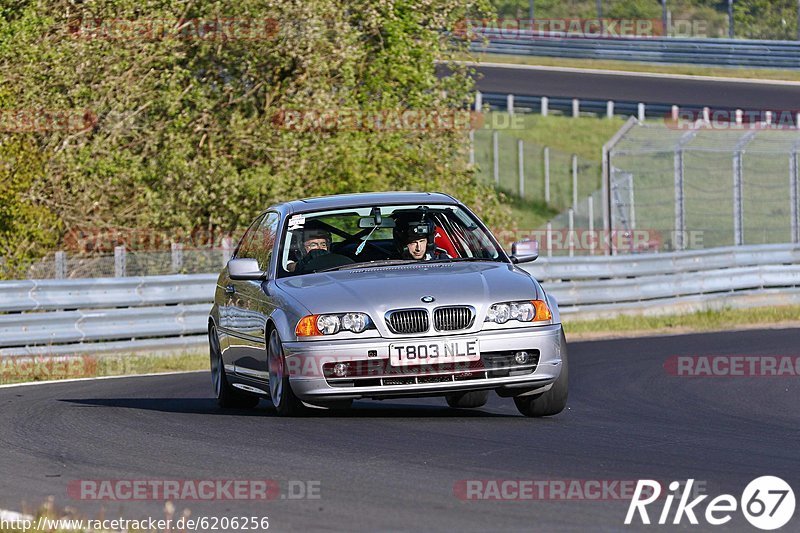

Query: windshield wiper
[317,259,420,273]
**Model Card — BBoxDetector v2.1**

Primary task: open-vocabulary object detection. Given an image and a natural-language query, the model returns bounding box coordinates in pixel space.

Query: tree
[0,0,509,276]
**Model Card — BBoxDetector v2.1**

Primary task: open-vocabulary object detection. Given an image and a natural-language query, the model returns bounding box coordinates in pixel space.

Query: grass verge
[0,350,208,386]
[564,305,800,340]
[464,53,800,82]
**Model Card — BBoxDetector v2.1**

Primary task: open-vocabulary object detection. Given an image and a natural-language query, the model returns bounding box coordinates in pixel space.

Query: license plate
[389,338,480,367]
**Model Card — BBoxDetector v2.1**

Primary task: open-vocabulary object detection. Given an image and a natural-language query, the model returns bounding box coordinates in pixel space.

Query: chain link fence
[472,128,602,212]
[602,120,800,254]
[23,246,233,280]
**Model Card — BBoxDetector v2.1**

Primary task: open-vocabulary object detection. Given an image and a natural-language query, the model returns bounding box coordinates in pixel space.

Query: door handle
[225,285,235,295]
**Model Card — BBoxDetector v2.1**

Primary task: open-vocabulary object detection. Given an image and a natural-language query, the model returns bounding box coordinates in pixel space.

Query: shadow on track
[60,398,518,418]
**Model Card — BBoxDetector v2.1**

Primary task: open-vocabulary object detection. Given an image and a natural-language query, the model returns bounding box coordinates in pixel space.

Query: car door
[217,213,265,370]
[228,211,281,381]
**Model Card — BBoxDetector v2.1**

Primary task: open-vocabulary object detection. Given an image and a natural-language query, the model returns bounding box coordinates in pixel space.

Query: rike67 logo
[625,477,795,530]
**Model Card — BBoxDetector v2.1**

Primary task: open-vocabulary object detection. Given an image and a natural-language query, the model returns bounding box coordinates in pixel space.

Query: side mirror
[228,258,266,281]
[510,240,539,264]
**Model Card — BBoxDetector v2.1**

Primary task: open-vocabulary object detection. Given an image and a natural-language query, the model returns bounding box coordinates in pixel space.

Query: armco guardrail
[471,33,800,69]
[0,244,798,356]
[0,274,216,312]
[521,243,800,318]
[525,243,800,280]
[0,274,217,356]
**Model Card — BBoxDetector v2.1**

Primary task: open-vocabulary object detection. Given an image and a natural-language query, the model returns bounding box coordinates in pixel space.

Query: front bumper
[282,324,565,401]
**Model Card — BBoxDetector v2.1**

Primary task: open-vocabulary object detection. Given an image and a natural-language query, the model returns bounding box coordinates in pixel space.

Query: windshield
[277,204,504,277]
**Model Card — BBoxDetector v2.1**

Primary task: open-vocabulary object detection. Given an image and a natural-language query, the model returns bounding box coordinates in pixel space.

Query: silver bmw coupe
[209,192,567,417]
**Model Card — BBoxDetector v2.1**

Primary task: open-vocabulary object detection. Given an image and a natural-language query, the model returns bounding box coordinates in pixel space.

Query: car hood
[275,262,542,317]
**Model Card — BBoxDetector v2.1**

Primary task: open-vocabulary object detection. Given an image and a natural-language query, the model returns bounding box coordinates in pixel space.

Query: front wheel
[210,324,259,409]
[514,332,568,417]
[268,329,307,416]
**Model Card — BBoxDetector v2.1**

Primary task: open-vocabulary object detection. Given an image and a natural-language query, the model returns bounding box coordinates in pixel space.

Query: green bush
[0,0,511,276]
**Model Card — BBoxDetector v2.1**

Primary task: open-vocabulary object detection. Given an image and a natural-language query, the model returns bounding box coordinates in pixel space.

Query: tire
[445,390,490,409]
[514,331,569,417]
[268,328,307,416]
[209,324,260,409]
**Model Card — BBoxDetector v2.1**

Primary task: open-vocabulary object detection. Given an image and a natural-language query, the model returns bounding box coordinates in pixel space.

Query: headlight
[341,312,368,333]
[316,315,341,335]
[296,313,372,336]
[485,300,551,324]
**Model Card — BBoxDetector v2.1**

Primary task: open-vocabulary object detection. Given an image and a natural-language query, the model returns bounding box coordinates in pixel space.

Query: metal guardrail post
[171,243,184,273]
[588,196,595,255]
[492,131,500,185]
[673,124,700,251]
[606,101,614,119]
[474,91,482,112]
[507,93,514,115]
[568,208,575,257]
[517,139,525,198]
[628,173,636,231]
[544,147,550,204]
[674,148,686,250]
[222,237,234,265]
[601,116,639,256]
[572,99,580,118]
[55,251,66,280]
[114,246,126,277]
[733,131,757,246]
[541,97,548,117]
[791,150,799,243]
[637,103,645,121]
[572,154,578,210]
[727,0,734,38]
[733,151,744,246]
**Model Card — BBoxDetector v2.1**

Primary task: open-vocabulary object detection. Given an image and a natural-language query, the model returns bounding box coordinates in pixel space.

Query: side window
[240,212,280,272]
[235,214,266,260]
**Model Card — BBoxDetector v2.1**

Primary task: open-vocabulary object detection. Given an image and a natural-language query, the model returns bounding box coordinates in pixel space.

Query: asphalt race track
[473,64,800,110]
[1,328,798,532]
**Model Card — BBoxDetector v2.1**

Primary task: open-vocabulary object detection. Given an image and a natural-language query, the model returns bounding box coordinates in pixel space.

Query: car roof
[273,191,460,215]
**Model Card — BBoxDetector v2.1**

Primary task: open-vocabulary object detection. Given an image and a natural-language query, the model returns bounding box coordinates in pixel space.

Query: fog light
[332,362,348,377]
[514,351,530,364]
